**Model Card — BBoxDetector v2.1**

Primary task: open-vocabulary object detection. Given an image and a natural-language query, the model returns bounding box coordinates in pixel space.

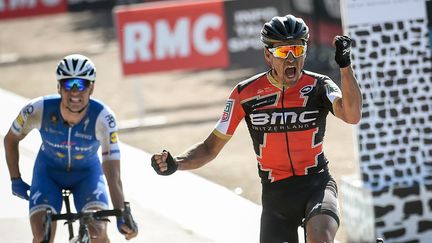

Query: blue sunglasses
[60,78,92,91]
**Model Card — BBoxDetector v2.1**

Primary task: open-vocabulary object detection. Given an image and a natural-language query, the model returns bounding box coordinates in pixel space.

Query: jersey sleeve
[10,97,43,136]
[95,106,121,162]
[323,78,342,114]
[213,86,245,139]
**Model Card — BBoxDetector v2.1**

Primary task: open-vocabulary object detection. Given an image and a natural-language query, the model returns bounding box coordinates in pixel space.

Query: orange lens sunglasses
[268,45,307,59]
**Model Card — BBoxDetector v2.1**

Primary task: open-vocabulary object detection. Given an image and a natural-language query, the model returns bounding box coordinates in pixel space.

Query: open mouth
[285,66,296,79]
[69,97,82,104]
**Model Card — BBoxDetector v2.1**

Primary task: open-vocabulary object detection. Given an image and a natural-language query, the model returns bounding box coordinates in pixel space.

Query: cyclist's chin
[66,103,86,112]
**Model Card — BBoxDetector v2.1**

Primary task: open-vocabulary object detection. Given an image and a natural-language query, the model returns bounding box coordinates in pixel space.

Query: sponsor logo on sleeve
[105,114,116,128]
[23,104,34,117]
[221,100,234,122]
[110,132,118,144]
[16,114,25,126]
[325,83,340,95]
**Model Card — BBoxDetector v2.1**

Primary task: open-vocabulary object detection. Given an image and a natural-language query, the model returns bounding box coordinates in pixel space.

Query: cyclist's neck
[267,71,301,89]
[60,103,88,126]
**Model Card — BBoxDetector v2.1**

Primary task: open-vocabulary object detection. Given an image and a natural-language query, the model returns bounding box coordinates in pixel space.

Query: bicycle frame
[41,189,126,243]
[63,189,74,240]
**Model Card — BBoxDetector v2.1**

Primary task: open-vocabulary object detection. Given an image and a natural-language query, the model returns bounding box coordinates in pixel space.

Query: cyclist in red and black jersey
[151,14,362,243]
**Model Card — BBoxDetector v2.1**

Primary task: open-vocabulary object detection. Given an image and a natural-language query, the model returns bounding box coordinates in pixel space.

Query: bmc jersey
[214,70,342,183]
[11,95,121,171]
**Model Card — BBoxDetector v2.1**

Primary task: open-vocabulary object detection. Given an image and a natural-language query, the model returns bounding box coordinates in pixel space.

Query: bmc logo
[0,0,67,19]
[115,0,229,75]
[250,110,319,126]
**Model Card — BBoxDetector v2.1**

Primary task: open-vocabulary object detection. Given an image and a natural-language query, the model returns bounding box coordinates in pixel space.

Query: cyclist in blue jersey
[4,54,138,242]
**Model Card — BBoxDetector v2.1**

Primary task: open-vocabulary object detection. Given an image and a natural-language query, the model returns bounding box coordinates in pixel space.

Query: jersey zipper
[67,126,72,171]
[282,86,296,176]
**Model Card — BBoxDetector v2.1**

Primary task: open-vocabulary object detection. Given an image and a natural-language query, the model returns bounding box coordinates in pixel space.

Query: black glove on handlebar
[334,35,352,68]
[151,150,178,176]
[117,202,138,234]
[124,202,138,232]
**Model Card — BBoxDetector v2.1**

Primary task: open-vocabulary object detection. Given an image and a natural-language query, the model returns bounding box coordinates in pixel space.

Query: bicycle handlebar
[42,202,134,243]
[51,208,123,222]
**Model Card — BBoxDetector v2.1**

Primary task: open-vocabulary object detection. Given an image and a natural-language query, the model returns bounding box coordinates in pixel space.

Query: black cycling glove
[151,150,178,176]
[117,202,138,234]
[334,35,352,68]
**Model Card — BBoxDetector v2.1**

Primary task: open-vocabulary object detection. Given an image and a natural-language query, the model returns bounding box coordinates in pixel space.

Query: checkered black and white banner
[341,0,432,241]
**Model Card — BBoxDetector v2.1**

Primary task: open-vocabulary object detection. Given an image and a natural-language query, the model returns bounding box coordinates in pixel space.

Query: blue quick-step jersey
[11,95,121,170]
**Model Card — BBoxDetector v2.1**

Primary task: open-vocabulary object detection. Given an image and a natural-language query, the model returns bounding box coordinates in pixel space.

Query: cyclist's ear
[264,49,272,68]
[88,83,94,95]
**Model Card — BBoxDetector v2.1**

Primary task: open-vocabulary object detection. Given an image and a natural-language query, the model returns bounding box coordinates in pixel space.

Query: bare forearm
[340,66,362,123]
[176,133,227,170]
[4,132,22,179]
[109,179,125,209]
[103,161,125,209]
[176,142,218,170]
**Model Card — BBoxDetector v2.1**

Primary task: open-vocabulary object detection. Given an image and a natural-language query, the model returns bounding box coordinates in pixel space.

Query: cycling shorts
[260,171,340,243]
[29,153,109,216]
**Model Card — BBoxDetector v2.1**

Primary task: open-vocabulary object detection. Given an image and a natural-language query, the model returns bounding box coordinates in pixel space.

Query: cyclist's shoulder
[236,71,269,92]
[89,98,118,130]
[302,70,332,83]
[89,98,114,112]
[88,97,104,109]
[25,94,58,106]
[42,94,61,100]
[20,95,55,115]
